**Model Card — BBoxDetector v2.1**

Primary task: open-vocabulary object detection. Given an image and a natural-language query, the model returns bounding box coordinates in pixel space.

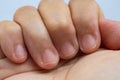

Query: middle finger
[39,0,79,59]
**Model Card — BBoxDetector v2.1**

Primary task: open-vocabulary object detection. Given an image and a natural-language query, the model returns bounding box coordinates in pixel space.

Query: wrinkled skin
[1,49,120,80]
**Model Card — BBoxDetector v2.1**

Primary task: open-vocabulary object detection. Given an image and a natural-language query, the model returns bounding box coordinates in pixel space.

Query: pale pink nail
[80,34,97,51]
[15,44,27,59]
[61,42,75,58]
[42,49,58,66]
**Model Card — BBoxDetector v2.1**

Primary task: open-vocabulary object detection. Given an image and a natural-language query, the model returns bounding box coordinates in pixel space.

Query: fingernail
[80,34,97,52]
[61,42,75,58]
[42,49,58,66]
[15,44,27,59]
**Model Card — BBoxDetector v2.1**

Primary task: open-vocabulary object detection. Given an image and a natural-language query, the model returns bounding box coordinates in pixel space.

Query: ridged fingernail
[61,42,75,58]
[15,44,27,59]
[80,34,97,52]
[42,49,58,66]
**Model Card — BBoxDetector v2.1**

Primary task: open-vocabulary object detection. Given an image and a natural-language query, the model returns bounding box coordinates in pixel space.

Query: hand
[0,0,120,70]
[1,49,120,80]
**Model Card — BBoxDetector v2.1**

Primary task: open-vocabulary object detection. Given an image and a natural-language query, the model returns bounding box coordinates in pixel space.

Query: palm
[1,49,120,80]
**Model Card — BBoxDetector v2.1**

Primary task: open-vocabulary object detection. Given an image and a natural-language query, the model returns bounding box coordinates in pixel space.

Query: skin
[0,0,120,70]
[1,49,120,80]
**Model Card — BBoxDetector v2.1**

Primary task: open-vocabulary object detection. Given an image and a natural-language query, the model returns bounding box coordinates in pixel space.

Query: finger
[14,6,59,69]
[69,0,101,53]
[39,0,79,59]
[100,19,120,49]
[0,58,39,80]
[0,47,5,59]
[0,21,27,63]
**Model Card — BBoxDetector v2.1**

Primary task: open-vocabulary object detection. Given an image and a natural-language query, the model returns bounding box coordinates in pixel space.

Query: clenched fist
[0,0,120,69]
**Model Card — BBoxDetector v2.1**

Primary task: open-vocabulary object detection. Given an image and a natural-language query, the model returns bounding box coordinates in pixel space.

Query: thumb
[100,19,120,49]
[0,58,40,80]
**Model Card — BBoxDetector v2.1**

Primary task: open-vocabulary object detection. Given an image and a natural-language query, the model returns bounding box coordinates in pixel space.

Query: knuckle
[74,16,97,28]
[49,20,76,35]
[69,0,95,4]
[49,20,70,31]
[14,6,36,22]
[28,30,39,39]
[69,0,75,6]
[38,1,44,9]
[38,0,49,11]
[49,20,76,37]
[0,21,21,34]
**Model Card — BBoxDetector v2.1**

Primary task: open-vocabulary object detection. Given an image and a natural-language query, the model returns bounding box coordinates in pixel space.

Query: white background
[0,0,120,21]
